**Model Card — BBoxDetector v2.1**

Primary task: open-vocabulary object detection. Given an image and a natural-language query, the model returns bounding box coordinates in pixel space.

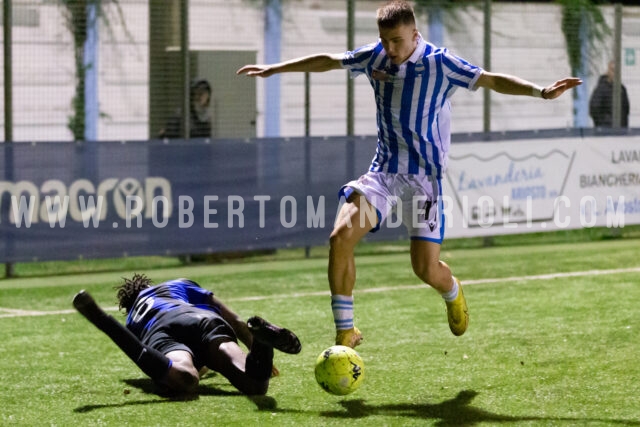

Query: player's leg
[329,192,377,296]
[410,240,468,336]
[72,290,173,382]
[410,240,452,291]
[207,340,270,395]
[204,317,301,395]
[329,193,376,348]
[403,176,468,336]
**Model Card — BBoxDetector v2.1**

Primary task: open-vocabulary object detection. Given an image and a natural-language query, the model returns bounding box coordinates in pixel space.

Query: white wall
[0,0,638,142]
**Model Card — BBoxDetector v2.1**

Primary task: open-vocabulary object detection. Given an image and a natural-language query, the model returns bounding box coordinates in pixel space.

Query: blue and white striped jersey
[341,35,483,177]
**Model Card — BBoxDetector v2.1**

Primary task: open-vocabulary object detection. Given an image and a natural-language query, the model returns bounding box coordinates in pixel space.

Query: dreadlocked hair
[115,273,153,314]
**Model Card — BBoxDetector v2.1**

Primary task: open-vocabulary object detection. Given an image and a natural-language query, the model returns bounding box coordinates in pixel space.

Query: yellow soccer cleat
[446,278,469,336]
[335,326,363,348]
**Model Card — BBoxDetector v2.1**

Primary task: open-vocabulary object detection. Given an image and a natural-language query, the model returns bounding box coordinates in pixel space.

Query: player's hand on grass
[542,77,582,99]
[271,365,280,378]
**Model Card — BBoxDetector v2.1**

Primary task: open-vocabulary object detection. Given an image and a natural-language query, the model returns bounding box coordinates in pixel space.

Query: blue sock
[331,295,354,330]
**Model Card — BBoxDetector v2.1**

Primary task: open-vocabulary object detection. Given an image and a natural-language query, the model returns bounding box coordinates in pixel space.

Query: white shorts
[339,171,445,243]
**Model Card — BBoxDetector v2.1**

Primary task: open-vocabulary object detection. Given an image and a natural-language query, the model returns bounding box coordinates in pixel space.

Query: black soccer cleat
[73,290,108,327]
[247,316,302,355]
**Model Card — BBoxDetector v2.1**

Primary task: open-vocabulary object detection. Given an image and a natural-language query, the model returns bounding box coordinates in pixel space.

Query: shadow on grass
[321,390,640,426]
[73,377,278,413]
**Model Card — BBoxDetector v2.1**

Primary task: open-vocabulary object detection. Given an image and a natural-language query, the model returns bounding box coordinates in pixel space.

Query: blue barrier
[0,136,400,262]
[1,129,638,263]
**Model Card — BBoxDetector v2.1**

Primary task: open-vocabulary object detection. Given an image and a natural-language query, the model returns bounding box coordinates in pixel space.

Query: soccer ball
[314,345,365,395]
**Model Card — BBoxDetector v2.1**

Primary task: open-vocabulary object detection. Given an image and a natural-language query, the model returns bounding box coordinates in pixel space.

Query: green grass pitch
[1,238,639,426]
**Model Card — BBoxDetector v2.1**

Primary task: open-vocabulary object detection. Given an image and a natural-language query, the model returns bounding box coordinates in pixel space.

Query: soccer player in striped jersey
[237,0,581,348]
[73,274,301,395]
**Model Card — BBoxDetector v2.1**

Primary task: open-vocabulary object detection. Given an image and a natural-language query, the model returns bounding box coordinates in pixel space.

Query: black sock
[88,312,171,381]
[245,340,274,381]
[136,347,173,380]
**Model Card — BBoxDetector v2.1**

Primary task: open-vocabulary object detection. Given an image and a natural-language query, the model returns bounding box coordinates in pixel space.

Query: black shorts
[141,307,237,369]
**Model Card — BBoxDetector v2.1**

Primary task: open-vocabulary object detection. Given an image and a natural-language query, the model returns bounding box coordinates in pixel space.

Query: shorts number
[421,200,434,222]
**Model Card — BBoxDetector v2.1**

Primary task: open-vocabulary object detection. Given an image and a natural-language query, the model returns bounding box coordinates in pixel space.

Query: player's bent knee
[167,366,200,393]
[164,351,200,393]
[329,229,347,247]
[329,225,362,250]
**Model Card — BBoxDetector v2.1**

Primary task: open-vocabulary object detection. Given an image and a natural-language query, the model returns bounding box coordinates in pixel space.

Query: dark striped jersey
[126,278,221,338]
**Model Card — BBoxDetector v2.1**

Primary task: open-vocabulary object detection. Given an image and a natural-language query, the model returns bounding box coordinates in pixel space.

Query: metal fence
[1,0,639,143]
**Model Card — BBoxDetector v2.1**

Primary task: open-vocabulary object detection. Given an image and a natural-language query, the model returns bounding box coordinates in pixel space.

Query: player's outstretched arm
[236,53,344,78]
[476,71,582,99]
[210,295,254,348]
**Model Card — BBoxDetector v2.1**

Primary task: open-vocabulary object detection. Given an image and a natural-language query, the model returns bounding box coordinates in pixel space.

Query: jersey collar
[406,33,427,64]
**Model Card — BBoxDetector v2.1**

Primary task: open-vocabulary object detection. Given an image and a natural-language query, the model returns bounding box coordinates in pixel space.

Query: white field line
[1,266,639,319]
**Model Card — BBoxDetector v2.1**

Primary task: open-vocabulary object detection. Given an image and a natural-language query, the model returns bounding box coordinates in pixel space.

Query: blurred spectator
[589,61,630,128]
[159,78,213,138]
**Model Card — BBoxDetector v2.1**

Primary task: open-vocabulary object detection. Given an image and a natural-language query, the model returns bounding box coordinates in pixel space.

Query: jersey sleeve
[184,281,213,305]
[341,42,380,78]
[167,279,213,305]
[440,48,484,91]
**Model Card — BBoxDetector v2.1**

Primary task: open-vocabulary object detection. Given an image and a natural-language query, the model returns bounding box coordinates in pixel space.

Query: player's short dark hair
[115,273,153,314]
[377,0,416,29]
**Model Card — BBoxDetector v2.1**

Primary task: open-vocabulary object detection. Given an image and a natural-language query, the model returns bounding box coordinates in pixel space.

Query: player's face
[379,23,418,65]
